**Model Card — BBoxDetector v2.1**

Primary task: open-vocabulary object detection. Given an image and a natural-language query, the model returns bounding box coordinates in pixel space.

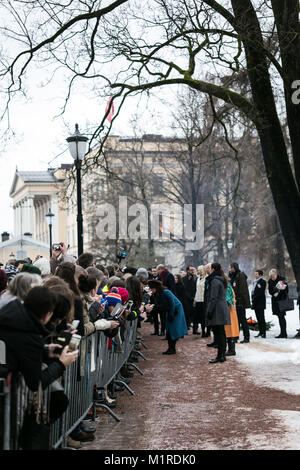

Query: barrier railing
[1,318,142,450]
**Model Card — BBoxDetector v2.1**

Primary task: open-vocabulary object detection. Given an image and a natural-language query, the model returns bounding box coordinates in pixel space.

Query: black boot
[225,338,236,356]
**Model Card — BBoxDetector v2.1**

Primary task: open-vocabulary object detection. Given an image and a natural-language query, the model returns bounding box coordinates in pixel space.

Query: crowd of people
[0,245,299,448]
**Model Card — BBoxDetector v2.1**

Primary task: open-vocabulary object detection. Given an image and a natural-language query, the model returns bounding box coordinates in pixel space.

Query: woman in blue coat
[148,280,188,354]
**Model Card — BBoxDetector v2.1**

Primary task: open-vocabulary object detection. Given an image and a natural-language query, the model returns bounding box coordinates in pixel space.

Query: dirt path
[82,323,300,450]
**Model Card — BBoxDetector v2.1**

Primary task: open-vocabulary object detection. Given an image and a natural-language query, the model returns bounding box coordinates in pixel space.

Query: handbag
[18,382,50,450]
[278,297,294,313]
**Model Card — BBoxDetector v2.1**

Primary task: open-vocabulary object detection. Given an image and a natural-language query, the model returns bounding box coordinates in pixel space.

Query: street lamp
[66,123,88,257]
[45,208,55,258]
[227,239,233,251]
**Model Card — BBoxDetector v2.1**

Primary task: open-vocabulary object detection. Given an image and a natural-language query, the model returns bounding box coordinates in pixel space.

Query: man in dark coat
[251,270,267,338]
[0,286,78,391]
[229,262,251,343]
[156,264,177,294]
[182,266,196,330]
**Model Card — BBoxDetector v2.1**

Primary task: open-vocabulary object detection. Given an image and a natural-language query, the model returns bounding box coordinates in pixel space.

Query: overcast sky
[0,69,175,236]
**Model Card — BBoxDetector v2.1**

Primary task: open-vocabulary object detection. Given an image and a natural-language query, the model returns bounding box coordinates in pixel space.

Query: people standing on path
[268,268,289,338]
[193,265,209,337]
[205,263,231,363]
[251,270,267,338]
[229,263,251,343]
[224,278,239,357]
[147,279,188,355]
[182,266,196,330]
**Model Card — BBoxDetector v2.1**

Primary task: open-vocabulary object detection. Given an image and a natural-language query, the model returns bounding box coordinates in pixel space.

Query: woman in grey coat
[206,263,231,363]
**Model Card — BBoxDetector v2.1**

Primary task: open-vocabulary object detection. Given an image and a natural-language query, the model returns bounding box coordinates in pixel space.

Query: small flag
[105,97,115,123]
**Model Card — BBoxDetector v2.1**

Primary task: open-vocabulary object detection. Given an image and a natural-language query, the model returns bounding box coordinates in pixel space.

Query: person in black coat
[0,286,79,391]
[174,274,188,318]
[205,263,231,363]
[182,266,196,330]
[229,263,251,343]
[156,265,177,336]
[268,268,289,338]
[251,270,267,338]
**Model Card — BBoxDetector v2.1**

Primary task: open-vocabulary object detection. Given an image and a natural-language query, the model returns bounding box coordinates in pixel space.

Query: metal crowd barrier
[1,318,144,450]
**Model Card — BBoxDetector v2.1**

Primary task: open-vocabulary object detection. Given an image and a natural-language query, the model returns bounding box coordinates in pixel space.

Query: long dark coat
[0,299,65,391]
[230,270,251,309]
[205,273,231,326]
[251,278,266,310]
[268,276,289,316]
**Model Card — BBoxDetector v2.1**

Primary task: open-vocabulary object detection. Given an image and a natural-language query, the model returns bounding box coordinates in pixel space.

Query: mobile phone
[72,320,80,329]
[53,331,72,354]
[68,334,81,352]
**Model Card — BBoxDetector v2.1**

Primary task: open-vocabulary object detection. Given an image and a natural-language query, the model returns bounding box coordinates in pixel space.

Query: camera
[108,300,134,320]
[53,243,61,251]
[116,249,127,263]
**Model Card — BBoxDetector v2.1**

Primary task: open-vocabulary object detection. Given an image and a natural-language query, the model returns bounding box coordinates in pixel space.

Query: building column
[26,195,35,236]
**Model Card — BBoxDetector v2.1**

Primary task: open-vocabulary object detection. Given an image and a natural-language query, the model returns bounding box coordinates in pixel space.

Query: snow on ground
[236,297,300,394]
[235,297,300,447]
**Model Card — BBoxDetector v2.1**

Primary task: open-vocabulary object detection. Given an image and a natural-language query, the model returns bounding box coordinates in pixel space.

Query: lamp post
[66,124,88,257]
[227,239,233,251]
[45,208,55,258]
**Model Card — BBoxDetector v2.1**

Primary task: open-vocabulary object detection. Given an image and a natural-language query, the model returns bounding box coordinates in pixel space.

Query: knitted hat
[21,263,42,276]
[136,268,149,280]
[33,257,51,277]
[105,287,122,306]
[117,287,129,304]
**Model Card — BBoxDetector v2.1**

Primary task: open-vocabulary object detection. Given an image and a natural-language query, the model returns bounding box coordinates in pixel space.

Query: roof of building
[16,171,57,183]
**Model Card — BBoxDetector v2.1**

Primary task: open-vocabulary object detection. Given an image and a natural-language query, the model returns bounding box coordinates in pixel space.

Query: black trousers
[277,313,287,336]
[152,310,160,334]
[185,300,193,328]
[159,310,166,334]
[166,332,177,352]
[212,325,226,358]
[255,308,266,336]
[237,307,250,341]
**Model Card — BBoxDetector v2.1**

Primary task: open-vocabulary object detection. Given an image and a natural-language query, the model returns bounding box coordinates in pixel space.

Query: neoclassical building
[0,165,71,262]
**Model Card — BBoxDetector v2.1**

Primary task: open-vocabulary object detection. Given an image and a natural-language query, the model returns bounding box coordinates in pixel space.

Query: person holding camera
[0,286,79,392]
[50,242,76,275]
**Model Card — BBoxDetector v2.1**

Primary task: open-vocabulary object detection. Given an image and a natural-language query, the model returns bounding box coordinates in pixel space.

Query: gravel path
[82,324,300,450]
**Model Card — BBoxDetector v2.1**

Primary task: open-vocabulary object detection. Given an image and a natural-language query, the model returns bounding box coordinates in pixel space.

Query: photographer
[0,286,78,391]
[50,242,76,275]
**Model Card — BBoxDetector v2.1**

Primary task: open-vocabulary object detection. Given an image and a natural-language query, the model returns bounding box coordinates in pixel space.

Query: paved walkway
[82,323,300,450]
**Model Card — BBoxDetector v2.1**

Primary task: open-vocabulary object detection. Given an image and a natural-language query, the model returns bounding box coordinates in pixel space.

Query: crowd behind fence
[1,318,141,450]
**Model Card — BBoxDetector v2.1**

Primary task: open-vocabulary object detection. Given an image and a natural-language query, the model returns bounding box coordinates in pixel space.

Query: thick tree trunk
[231,0,300,293]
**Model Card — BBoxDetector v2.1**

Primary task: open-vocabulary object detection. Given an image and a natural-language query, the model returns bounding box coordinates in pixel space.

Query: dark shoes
[193,331,201,335]
[162,349,176,355]
[209,356,226,363]
[225,350,236,356]
[275,334,287,338]
[151,332,159,335]
[207,342,218,348]
[240,339,250,343]
[255,333,266,338]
